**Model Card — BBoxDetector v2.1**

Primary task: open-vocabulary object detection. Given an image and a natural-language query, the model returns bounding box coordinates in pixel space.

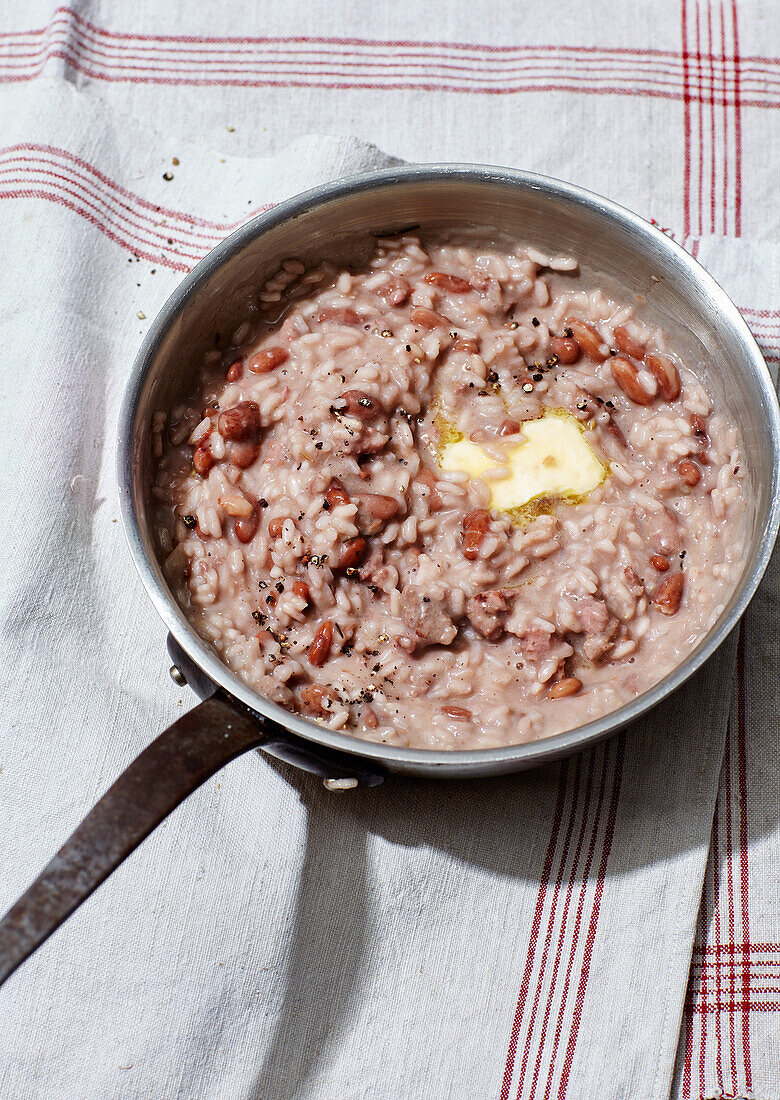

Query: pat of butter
[440,412,606,512]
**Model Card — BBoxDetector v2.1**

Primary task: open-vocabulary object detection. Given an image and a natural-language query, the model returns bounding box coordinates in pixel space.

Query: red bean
[654,573,684,615]
[291,580,310,603]
[226,358,244,382]
[326,478,351,508]
[611,357,654,405]
[498,418,521,437]
[650,554,670,572]
[613,324,646,361]
[203,406,220,419]
[308,620,334,666]
[219,401,261,442]
[462,510,490,560]
[549,677,583,699]
[424,272,471,292]
[193,443,215,476]
[228,441,261,469]
[677,458,701,486]
[340,390,383,423]
[317,307,361,325]
[646,353,681,401]
[247,346,289,374]
[300,684,337,717]
[340,537,368,569]
[451,335,479,354]
[417,466,443,512]
[410,307,448,330]
[375,277,411,306]
[549,336,581,364]
[356,493,398,521]
[363,706,379,729]
[567,319,609,361]
[441,705,472,721]
[268,517,287,539]
[234,508,259,543]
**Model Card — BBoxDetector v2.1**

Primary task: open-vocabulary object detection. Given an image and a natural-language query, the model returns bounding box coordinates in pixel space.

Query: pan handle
[1,691,324,989]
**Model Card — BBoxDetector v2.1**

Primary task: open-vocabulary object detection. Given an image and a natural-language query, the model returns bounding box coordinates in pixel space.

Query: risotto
[151,231,747,750]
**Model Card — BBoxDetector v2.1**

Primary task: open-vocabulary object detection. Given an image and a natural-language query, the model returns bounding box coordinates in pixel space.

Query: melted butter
[438,408,608,517]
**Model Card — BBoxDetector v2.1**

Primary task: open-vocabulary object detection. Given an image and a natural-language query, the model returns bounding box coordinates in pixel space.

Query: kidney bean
[612,324,646,361]
[226,358,244,382]
[268,517,287,539]
[410,306,448,330]
[234,507,259,543]
[299,683,337,717]
[219,401,261,442]
[340,537,368,569]
[193,443,215,476]
[549,677,583,699]
[340,389,383,423]
[317,307,361,325]
[645,353,681,401]
[611,356,654,405]
[499,418,521,436]
[325,477,351,508]
[247,345,289,374]
[462,509,490,560]
[451,335,479,354]
[654,572,684,615]
[417,465,443,512]
[650,554,670,572]
[227,441,260,469]
[441,705,472,721]
[677,457,701,486]
[291,580,310,603]
[424,272,471,292]
[549,336,581,364]
[375,276,411,306]
[308,620,334,666]
[567,319,609,361]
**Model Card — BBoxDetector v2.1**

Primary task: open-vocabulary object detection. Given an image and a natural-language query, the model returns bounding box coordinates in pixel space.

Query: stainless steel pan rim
[117,162,780,777]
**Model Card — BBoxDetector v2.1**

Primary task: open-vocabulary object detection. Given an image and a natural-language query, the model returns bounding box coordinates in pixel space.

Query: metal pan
[2,164,778,987]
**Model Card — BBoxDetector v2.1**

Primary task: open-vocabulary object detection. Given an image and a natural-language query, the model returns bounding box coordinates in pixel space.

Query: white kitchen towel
[0,8,777,1098]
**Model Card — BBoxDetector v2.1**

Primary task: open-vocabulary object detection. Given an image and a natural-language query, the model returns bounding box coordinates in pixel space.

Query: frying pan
[2,164,778,988]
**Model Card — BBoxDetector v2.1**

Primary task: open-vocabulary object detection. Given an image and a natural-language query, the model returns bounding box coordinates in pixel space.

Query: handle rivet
[169,664,187,687]
[323,777,359,791]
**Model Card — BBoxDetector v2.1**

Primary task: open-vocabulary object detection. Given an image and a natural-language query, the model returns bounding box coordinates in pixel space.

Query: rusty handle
[0,692,269,989]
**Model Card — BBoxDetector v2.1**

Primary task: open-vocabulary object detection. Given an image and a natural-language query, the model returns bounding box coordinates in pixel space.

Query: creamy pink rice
[151,231,747,750]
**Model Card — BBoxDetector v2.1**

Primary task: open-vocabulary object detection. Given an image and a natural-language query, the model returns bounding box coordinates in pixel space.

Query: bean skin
[226,358,244,382]
[375,276,411,306]
[611,356,654,405]
[203,406,220,419]
[567,319,609,361]
[299,684,337,717]
[219,401,261,442]
[462,510,490,560]
[498,418,521,436]
[317,307,361,326]
[326,477,351,508]
[340,390,383,423]
[247,346,289,374]
[650,554,670,572]
[234,508,259,543]
[654,573,684,615]
[677,457,701,486]
[549,677,583,699]
[451,335,479,354]
[424,272,471,292]
[441,705,472,721]
[417,466,443,512]
[308,620,334,666]
[291,580,310,603]
[646,353,681,401]
[612,324,646,361]
[193,443,215,476]
[340,536,368,569]
[410,306,448,330]
[549,336,581,364]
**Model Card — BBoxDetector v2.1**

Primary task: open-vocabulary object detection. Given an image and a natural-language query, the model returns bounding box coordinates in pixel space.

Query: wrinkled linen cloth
[0,5,778,1099]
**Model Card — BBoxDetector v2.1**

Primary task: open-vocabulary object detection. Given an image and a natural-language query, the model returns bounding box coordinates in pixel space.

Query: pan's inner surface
[122,169,780,776]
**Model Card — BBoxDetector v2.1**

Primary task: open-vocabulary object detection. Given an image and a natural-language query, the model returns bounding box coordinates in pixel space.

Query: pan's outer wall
[118,165,780,778]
